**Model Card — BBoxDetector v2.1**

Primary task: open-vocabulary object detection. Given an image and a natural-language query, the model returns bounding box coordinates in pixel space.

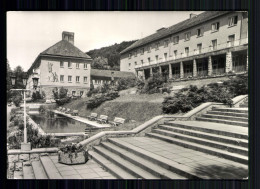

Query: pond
[30,114,99,133]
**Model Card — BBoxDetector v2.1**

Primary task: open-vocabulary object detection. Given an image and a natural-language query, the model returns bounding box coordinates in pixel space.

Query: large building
[27,31,92,99]
[120,11,248,80]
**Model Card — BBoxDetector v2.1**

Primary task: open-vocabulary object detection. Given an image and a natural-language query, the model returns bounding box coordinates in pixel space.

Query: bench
[65,108,71,114]
[109,117,126,127]
[71,110,79,116]
[96,115,108,124]
[87,113,98,121]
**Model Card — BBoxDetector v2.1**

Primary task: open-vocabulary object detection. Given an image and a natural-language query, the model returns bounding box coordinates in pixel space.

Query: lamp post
[111,71,114,86]
[10,73,31,151]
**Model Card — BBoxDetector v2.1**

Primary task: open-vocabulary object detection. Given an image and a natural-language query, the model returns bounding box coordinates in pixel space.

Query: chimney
[156,27,166,33]
[62,31,74,45]
[190,13,197,19]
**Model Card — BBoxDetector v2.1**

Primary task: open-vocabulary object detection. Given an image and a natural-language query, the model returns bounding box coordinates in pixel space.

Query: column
[135,69,138,77]
[150,67,153,77]
[180,62,184,79]
[246,51,248,71]
[193,59,197,77]
[169,64,172,79]
[225,51,232,73]
[208,56,212,76]
[159,66,162,74]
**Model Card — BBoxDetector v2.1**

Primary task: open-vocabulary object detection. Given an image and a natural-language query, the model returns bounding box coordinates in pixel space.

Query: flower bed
[58,143,88,165]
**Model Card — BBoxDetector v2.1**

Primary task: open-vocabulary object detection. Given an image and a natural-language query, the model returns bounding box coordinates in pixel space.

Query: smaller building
[90,69,135,88]
[27,31,92,99]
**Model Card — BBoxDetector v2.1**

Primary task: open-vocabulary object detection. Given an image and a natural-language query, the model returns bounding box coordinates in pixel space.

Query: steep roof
[28,40,92,73]
[41,40,92,59]
[120,11,230,54]
[91,69,135,78]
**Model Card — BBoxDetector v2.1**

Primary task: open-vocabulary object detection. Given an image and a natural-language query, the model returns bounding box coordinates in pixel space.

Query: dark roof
[120,11,230,54]
[41,40,92,59]
[28,40,92,74]
[91,69,135,78]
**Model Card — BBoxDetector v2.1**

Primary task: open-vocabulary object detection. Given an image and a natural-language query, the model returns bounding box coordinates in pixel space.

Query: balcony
[134,37,248,69]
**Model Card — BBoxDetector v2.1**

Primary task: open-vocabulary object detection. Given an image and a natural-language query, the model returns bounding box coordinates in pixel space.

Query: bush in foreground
[162,85,233,114]
[86,91,120,109]
[139,72,165,94]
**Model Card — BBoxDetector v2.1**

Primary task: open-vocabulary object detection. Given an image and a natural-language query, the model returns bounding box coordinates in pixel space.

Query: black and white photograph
[6,11,248,179]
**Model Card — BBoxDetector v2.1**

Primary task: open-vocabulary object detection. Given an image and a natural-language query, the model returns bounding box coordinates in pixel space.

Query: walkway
[52,110,110,128]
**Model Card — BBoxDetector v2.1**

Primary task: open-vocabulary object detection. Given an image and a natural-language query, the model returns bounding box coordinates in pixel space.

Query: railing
[134,37,248,69]
[233,65,246,72]
[197,70,208,77]
[212,68,225,75]
[184,72,193,78]
[172,74,180,79]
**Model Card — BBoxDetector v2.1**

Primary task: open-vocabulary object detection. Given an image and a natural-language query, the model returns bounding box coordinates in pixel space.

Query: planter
[58,150,88,165]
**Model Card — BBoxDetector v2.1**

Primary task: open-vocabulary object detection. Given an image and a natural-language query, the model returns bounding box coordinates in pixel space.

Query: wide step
[152,129,247,155]
[158,124,248,148]
[146,132,248,165]
[23,162,35,179]
[212,107,248,113]
[40,156,62,179]
[196,117,248,127]
[164,121,248,140]
[94,145,159,179]
[108,138,203,179]
[201,114,248,122]
[31,160,48,179]
[88,151,136,179]
[100,142,186,179]
[207,111,248,118]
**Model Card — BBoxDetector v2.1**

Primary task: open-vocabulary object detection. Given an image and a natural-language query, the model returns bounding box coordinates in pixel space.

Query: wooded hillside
[86,40,137,70]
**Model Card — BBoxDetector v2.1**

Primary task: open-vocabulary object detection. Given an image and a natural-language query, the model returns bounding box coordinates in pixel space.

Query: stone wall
[225,51,232,73]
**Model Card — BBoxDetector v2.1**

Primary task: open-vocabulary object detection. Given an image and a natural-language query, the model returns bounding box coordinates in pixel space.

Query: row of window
[93,79,111,84]
[128,16,238,59]
[72,91,84,96]
[130,34,236,67]
[60,75,88,83]
[60,61,88,69]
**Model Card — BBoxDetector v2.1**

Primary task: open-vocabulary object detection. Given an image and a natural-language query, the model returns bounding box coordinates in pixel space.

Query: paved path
[53,110,110,128]
[49,155,116,179]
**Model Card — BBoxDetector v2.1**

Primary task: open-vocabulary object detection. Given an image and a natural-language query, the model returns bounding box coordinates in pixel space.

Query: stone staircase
[8,103,248,179]
[88,105,248,179]
[8,153,60,179]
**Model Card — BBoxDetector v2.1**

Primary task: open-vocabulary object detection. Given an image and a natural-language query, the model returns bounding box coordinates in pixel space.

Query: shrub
[86,91,119,109]
[116,77,136,91]
[136,78,145,90]
[32,91,42,102]
[162,85,233,114]
[52,87,68,99]
[59,87,68,99]
[139,72,165,94]
[12,95,22,107]
[55,97,71,106]
[223,75,248,96]
[39,105,46,114]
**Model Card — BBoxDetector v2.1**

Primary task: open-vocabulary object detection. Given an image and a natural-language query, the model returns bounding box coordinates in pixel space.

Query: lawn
[61,93,166,133]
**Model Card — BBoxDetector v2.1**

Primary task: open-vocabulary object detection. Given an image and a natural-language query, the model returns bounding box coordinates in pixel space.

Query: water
[30,114,98,133]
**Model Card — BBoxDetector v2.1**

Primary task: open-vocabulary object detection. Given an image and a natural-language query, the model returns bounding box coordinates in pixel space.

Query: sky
[7,11,204,71]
